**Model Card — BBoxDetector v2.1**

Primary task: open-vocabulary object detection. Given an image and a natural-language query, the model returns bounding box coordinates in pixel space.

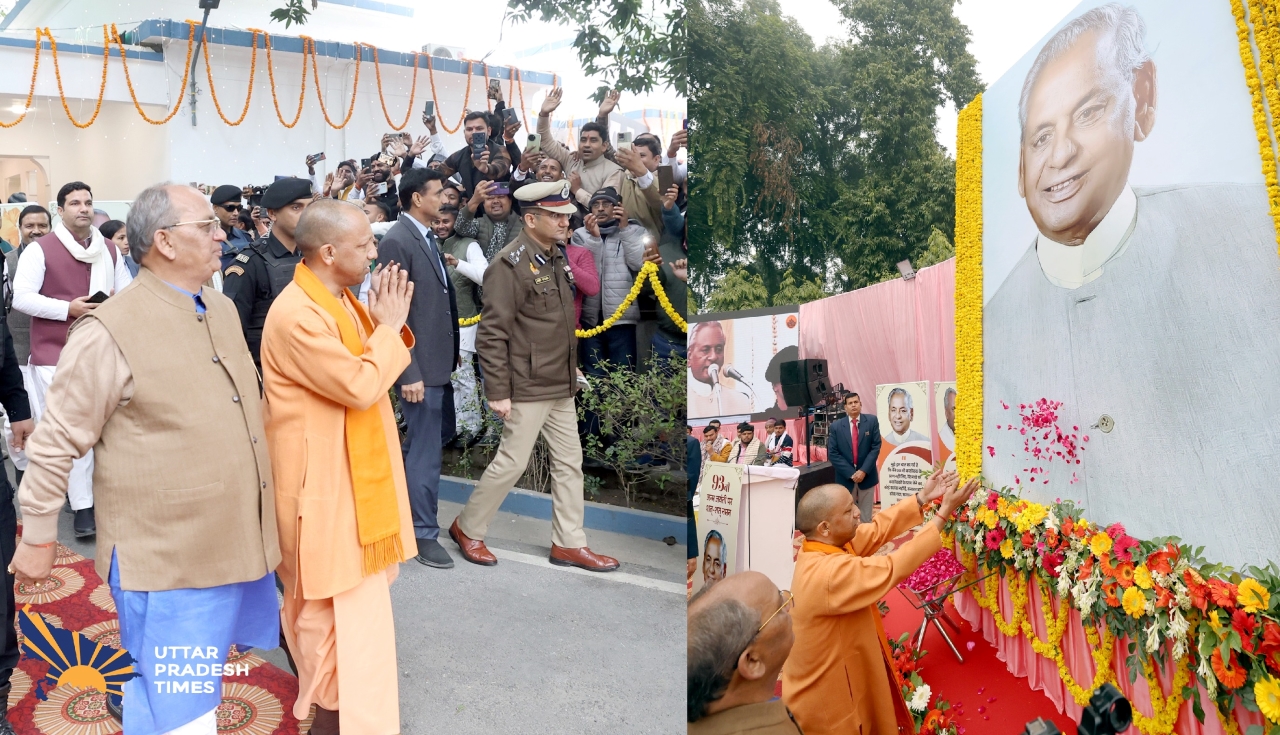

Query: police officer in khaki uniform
[450,180,619,572]
[222,177,313,367]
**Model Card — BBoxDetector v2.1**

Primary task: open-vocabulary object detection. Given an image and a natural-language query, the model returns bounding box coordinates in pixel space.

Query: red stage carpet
[881,590,1076,735]
[8,537,310,735]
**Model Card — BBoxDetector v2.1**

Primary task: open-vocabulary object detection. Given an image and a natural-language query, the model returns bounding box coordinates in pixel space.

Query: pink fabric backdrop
[797,258,956,404]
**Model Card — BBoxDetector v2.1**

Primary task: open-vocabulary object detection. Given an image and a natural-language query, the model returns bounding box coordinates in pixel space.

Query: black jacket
[376,214,460,387]
[828,414,881,491]
[0,306,30,425]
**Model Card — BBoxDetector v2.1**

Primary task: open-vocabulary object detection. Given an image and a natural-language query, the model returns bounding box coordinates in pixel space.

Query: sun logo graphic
[16,605,137,710]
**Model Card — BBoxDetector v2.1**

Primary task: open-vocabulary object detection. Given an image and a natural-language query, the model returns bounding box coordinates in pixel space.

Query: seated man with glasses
[688,571,799,734]
[783,472,977,735]
[210,185,255,271]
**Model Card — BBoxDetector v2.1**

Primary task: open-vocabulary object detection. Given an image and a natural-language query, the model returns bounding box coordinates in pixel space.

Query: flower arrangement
[946,478,1280,734]
[887,632,959,735]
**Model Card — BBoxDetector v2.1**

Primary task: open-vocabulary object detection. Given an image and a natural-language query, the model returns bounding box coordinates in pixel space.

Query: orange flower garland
[110,22,197,125]
[203,29,258,126]
[262,29,308,128]
[369,45,419,131]
[304,37,362,129]
[0,29,43,128]
[1212,648,1248,689]
[428,56,475,135]
[47,25,110,129]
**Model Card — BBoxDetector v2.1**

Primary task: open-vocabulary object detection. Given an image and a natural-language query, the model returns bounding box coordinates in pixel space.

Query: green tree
[506,0,686,99]
[688,0,980,303]
[704,267,769,312]
[914,226,955,269]
[772,268,826,306]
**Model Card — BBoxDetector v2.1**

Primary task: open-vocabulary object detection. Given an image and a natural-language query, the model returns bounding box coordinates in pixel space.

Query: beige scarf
[52,222,114,297]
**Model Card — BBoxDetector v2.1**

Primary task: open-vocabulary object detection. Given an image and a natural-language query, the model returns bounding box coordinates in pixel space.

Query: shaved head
[295,198,367,256]
[795,484,847,536]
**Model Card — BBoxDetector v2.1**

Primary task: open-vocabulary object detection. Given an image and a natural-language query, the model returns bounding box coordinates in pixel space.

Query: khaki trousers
[457,396,587,548]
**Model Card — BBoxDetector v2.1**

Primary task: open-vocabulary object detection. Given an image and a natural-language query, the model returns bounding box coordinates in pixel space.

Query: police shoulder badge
[505,244,525,267]
[224,265,245,277]
[235,252,251,263]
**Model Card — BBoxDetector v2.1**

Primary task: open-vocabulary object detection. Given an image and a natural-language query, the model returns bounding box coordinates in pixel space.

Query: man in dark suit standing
[827,393,881,521]
[376,167,461,569]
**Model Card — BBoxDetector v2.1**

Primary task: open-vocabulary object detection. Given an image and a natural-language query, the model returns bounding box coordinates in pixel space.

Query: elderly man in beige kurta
[261,199,416,735]
[12,183,280,735]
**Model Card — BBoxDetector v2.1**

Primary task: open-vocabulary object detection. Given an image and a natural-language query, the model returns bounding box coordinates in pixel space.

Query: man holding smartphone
[456,180,524,261]
[13,182,133,538]
[440,112,512,198]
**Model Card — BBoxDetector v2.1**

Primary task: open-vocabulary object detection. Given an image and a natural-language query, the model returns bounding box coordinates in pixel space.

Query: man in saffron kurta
[261,199,416,735]
[783,473,977,735]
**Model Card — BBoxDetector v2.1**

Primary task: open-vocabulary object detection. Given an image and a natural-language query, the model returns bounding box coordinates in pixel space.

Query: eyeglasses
[531,211,570,223]
[218,203,241,212]
[757,590,794,634]
[163,219,221,235]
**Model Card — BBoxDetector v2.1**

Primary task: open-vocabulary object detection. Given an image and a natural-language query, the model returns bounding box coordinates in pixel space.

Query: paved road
[50,487,686,735]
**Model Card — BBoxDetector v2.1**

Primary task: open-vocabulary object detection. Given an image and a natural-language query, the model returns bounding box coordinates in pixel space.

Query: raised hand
[422,111,438,135]
[661,184,680,211]
[920,469,958,505]
[540,87,563,116]
[598,89,620,117]
[584,213,601,238]
[408,135,429,158]
[367,261,413,333]
[667,128,688,158]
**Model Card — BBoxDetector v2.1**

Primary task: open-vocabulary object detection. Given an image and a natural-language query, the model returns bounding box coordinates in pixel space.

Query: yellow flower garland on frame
[458,262,688,336]
[953,94,983,479]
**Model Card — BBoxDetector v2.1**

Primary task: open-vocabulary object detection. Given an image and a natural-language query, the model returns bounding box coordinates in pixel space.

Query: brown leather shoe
[449,519,497,566]
[549,544,620,572]
[311,706,339,735]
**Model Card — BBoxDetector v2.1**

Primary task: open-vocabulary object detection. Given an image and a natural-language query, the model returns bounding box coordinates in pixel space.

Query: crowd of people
[0,83,688,735]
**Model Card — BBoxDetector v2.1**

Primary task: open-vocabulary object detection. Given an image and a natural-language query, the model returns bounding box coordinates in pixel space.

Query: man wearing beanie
[223,177,313,368]
[210,184,254,271]
[573,186,647,372]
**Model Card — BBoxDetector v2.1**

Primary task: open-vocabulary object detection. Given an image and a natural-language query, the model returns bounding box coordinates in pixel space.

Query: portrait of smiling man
[983,2,1280,569]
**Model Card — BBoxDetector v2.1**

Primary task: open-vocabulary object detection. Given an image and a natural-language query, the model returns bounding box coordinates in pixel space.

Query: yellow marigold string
[305,37,361,129]
[369,45,419,131]
[954,94,983,478]
[0,29,43,128]
[47,25,110,129]
[262,29,308,129]
[1234,0,1280,255]
[457,263,686,334]
[111,22,195,125]
[429,56,474,135]
[202,28,258,126]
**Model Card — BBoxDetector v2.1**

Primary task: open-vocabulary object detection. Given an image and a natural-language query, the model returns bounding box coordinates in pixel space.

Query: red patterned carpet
[7,538,310,735]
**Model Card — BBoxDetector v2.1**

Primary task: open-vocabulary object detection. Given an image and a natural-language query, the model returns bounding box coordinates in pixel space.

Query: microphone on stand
[707,364,724,414]
[723,364,755,398]
[707,364,721,386]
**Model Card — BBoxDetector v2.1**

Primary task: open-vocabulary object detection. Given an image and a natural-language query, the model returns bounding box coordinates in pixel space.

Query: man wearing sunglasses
[210,185,254,271]
[688,571,800,734]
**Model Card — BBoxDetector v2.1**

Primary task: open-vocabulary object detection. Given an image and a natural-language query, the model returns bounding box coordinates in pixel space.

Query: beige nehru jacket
[18,269,281,591]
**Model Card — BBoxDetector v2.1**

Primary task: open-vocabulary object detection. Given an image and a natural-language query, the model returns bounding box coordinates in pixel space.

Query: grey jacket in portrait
[572,221,646,328]
[375,214,460,387]
[983,183,1280,569]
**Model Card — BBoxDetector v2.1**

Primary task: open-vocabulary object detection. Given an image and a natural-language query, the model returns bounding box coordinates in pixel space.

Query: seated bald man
[782,472,977,735]
[688,571,801,735]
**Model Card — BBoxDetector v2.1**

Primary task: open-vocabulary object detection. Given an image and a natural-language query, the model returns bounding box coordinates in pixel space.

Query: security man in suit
[451,180,619,572]
[827,392,882,522]
[223,177,313,367]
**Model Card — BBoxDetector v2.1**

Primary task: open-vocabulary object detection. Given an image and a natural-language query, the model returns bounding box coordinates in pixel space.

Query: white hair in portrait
[1018,3,1150,139]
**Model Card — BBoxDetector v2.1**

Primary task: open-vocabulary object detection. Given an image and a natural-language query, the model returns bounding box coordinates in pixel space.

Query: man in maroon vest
[12,181,132,537]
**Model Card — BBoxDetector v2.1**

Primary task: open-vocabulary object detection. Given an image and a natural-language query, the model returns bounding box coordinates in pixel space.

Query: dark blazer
[828,414,881,491]
[687,434,701,561]
[376,213,460,387]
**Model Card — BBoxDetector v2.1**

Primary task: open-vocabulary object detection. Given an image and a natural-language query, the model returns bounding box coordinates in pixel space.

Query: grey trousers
[855,484,877,521]
[399,384,446,541]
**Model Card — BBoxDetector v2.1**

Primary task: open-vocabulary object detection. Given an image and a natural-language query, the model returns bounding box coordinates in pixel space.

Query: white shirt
[450,240,487,354]
[1036,185,1138,289]
[404,213,449,284]
[884,427,930,446]
[13,236,134,321]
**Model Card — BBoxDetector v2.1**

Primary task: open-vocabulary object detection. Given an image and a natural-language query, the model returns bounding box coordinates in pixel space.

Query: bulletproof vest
[246,237,300,356]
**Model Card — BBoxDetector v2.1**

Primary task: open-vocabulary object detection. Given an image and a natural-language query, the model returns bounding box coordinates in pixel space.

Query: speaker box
[794,462,836,507]
[779,359,827,385]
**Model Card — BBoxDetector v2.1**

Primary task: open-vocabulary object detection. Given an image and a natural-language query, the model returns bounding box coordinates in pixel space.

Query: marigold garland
[953,94,983,479]
[262,29,308,128]
[1235,0,1280,255]
[110,22,195,125]
[369,45,419,131]
[202,28,258,126]
[429,56,475,135]
[0,29,43,128]
[457,263,688,335]
[46,25,110,129]
[304,36,361,129]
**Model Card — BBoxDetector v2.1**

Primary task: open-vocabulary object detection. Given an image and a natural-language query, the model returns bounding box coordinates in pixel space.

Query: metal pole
[189,7,213,127]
